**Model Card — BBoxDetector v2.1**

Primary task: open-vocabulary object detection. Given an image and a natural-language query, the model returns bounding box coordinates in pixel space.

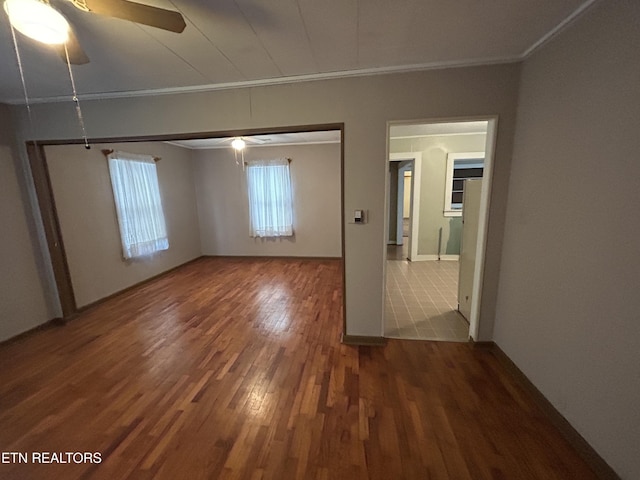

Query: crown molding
[3,0,602,106]
[3,55,519,105]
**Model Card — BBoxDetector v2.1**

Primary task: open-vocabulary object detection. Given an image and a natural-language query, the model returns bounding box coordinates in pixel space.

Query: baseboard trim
[341,333,386,346]
[76,256,206,316]
[203,255,342,261]
[0,317,64,347]
[410,254,459,261]
[76,255,341,317]
[487,342,620,480]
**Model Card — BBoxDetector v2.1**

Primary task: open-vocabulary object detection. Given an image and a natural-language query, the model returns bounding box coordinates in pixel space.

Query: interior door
[458,179,482,321]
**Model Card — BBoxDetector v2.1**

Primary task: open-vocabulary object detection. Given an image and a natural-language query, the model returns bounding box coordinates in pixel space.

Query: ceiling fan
[3,0,186,65]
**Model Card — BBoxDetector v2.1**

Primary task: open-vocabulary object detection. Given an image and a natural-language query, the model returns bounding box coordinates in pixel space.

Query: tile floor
[385,252,469,342]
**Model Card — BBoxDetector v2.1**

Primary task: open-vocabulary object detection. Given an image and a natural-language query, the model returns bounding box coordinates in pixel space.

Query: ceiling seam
[136,24,209,82]
[232,0,283,76]
[167,0,247,80]
[356,0,360,66]
[294,0,319,72]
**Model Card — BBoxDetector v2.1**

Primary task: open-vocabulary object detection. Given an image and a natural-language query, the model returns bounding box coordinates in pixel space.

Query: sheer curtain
[246,158,293,237]
[108,151,169,259]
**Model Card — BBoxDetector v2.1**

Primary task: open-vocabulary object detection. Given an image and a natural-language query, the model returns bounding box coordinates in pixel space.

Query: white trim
[391,132,487,140]
[411,254,460,262]
[467,119,497,341]
[396,163,413,245]
[444,151,485,216]
[444,210,462,218]
[396,166,405,245]
[3,56,520,105]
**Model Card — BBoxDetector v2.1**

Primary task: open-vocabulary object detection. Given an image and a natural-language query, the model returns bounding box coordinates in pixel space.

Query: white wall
[45,142,201,308]
[12,65,521,338]
[194,143,341,257]
[391,133,486,256]
[402,173,411,216]
[387,163,399,243]
[0,104,51,341]
[494,1,640,478]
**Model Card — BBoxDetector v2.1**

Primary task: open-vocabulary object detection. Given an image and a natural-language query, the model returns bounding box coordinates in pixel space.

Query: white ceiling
[0,0,596,103]
[390,121,487,138]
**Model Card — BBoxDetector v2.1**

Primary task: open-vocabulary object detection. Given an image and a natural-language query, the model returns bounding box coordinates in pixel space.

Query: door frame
[388,152,422,261]
[27,142,77,318]
[383,117,497,341]
[396,162,412,246]
[468,118,497,340]
[25,123,347,335]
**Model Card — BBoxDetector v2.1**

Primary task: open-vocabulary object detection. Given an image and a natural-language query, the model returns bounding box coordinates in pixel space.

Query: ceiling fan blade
[83,0,186,33]
[245,137,270,145]
[56,27,90,65]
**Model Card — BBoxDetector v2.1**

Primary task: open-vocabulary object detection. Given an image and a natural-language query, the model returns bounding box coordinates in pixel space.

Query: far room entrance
[384,119,496,341]
[27,125,346,335]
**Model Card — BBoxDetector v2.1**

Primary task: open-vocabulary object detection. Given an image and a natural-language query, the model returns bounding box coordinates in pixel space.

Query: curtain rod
[101,149,161,162]
[243,158,292,166]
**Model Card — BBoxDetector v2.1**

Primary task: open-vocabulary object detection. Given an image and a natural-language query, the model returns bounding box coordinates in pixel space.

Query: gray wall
[45,142,201,307]
[3,4,639,475]
[493,1,640,478]
[11,65,521,339]
[194,143,341,257]
[391,133,486,256]
[0,104,51,341]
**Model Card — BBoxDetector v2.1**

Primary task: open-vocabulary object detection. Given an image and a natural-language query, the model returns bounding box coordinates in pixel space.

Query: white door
[458,179,483,321]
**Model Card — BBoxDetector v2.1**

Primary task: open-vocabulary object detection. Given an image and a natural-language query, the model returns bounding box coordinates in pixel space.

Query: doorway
[383,119,496,341]
[387,159,414,261]
[26,124,348,337]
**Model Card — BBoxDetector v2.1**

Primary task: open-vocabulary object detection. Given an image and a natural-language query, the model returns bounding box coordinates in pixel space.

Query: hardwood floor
[0,257,599,480]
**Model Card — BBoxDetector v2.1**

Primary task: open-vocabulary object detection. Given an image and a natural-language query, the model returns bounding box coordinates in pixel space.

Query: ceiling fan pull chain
[64,43,90,149]
[7,17,34,127]
[6,12,48,165]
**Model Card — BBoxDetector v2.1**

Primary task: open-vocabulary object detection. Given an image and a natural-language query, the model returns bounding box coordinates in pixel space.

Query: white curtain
[246,158,294,237]
[108,151,169,259]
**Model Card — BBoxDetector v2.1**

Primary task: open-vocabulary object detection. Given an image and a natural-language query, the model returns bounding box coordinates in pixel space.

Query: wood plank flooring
[0,257,600,479]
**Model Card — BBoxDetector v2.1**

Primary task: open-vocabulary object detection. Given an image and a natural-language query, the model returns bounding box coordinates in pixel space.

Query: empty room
[1,1,638,479]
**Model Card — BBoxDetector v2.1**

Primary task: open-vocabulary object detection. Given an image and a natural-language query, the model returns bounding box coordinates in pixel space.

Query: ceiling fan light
[231,138,246,151]
[4,0,69,45]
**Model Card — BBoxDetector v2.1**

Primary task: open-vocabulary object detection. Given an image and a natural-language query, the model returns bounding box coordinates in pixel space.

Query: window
[246,158,293,237]
[108,151,169,259]
[444,152,484,216]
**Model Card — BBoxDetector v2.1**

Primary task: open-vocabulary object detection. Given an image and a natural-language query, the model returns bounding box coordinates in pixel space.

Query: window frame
[245,158,294,238]
[444,151,485,217]
[108,151,169,259]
